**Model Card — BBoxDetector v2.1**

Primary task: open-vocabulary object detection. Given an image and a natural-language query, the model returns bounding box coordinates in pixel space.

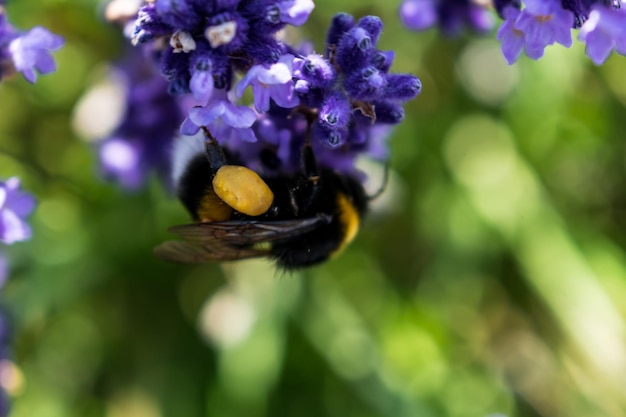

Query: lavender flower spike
[0,177,35,245]
[9,26,64,83]
[235,54,299,113]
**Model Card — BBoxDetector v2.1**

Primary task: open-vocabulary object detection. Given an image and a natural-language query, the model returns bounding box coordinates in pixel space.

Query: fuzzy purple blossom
[288,14,420,151]
[122,6,420,181]
[210,13,421,176]
[0,7,63,83]
[129,0,315,103]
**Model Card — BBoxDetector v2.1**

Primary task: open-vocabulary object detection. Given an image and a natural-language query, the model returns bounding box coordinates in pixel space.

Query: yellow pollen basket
[212,165,274,216]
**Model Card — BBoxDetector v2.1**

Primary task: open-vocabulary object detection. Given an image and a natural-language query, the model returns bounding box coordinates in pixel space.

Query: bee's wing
[153,215,332,263]
[167,215,332,245]
[154,240,269,263]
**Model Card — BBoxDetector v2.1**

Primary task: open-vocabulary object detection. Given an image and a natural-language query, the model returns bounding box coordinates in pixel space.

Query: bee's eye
[212,165,274,216]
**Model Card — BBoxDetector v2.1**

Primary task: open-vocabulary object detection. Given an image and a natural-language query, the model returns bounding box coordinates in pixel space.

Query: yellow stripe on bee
[331,193,360,257]
[213,165,274,216]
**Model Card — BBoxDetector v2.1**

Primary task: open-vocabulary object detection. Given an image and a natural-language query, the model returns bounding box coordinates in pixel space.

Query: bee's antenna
[296,106,320,180]
[367,162,390,201]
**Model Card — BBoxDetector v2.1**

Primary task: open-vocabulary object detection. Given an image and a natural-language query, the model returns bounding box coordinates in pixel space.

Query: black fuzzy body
[176,149,368,269]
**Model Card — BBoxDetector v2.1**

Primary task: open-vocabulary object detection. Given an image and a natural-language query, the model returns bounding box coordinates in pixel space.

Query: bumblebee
[154,128,368,269]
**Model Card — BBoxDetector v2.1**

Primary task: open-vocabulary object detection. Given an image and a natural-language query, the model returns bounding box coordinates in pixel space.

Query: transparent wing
[154,240,269,263]
[167,215,332,245]
[153,215,332,263]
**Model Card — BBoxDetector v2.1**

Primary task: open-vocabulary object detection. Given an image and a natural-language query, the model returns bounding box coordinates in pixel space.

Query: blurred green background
[1,1,626,416]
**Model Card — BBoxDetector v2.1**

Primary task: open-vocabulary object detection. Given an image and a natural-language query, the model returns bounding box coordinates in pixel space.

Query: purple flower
[234,53,299,112]
[399,0,493,35]
[399,0,437,31]
[97,48,184,190]
[401,0,626,65]
[275,0,315,26]
[0,177,35,246]
[181,91,257,143]
[130,0,315,103]
[219,10,420,176]
[8,26,64,83]
[99,138,146,189]
[124,8,420,181]
[578,4,626,64]
[0,8,63,83]
[289,15,420,150]
[514,0,574,58]
[497,6,527,64]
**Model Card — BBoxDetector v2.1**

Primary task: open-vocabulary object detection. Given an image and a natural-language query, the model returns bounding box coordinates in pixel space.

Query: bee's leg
[294,105,320,182]
[301,140,320,182]
[201,127,228,177]
[299,121,322,213]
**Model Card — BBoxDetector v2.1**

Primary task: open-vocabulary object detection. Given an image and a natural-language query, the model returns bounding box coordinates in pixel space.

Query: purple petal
[189,102,226,126]
[180,117,201,135]
[234,66,262,97]
[253,84,271,112]
[277,0,315,26]
[617,37,626,55]
[34,52,56,75]
[21,68,37,83]
[210,122,231,143]
[257,60,293,85]
[222,103,257,128]
[21,26,64,50]
[399,0,437,31]
[100,139,144,189]
[525,44,545,60]
[0,209,31,244]
[190,70,214,103]
[269,83,299,108]
[584,30,615,64]
[579,6,626,64]
[4,184,35,218]
[236,127,257,143]
[496,7,526,64]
